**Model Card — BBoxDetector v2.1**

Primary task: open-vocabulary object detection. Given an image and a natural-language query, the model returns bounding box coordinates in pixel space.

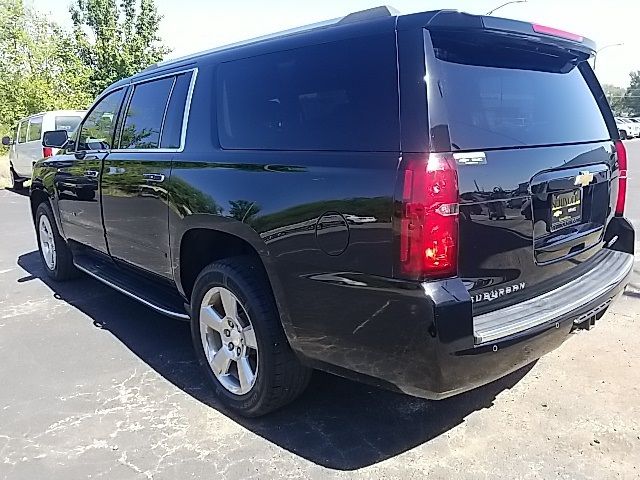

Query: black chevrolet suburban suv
[31,7,634,417]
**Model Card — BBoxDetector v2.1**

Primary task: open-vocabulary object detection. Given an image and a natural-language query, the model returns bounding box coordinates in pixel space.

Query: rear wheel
[35,202,77,281]
[191,257,311,417]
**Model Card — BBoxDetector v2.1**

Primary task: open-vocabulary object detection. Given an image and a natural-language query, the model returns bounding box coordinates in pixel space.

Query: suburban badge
[574,170,594,188]
[471,282,526,303]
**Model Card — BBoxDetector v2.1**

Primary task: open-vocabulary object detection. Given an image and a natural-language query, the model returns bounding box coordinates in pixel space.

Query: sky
[32,0,639,87]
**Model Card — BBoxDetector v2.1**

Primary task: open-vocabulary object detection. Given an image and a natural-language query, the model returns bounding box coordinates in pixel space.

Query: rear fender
[170,214,297,343]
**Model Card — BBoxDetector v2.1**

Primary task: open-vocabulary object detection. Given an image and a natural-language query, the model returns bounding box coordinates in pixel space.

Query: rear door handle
[143,173,165,183]
[77,154,100,161]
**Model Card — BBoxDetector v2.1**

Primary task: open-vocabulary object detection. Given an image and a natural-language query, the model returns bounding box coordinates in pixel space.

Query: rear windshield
[429,31,610,151]
[55,116,82,133]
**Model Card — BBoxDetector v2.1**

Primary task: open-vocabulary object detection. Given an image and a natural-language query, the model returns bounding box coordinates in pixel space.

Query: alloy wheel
[199,286,259,395]
[38,214,56,271]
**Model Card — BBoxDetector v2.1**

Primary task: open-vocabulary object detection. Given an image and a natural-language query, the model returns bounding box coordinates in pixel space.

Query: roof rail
[338,5,400,24]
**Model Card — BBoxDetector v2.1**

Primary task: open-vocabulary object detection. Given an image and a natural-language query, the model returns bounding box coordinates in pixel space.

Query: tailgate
[423,24,620,316]
[457,141,616,315]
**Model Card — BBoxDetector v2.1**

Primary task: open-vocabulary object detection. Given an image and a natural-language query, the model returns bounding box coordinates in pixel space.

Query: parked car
[623,118,640,137]
[2,110,86,189]
[615,117,639,139]
[628,117,640,132]
[31,7,634,417]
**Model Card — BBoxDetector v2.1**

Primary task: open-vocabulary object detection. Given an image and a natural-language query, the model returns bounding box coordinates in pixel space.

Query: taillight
[615,140,627,216]
[399,153,459,279]
[532,24,584,42]
[43,147,53,158]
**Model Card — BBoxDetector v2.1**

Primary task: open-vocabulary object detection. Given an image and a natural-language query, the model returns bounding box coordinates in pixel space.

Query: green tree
[0,0,93,136]
[623,71,640,116]
[229,200,261,222]
[602,84,627,116]
[70,0,170,95]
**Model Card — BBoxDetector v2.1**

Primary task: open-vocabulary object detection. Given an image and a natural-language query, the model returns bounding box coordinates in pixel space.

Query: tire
[35,202,77,281]
[9,168,24,190]
[620,130,628,140]
[191,257,311,417]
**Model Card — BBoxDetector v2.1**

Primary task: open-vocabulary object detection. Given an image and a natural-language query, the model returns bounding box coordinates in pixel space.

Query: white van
[2,110,86,189]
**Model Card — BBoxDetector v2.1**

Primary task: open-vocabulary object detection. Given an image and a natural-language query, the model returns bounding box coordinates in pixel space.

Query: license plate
[550,189,582,232]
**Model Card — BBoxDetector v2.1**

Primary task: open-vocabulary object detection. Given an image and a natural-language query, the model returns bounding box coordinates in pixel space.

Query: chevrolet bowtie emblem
[574,170,594,188]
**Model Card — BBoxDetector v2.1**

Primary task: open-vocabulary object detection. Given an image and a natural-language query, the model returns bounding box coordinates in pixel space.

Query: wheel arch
[30,186,50,223]
[173,216,296,344]
[30,181,67,239]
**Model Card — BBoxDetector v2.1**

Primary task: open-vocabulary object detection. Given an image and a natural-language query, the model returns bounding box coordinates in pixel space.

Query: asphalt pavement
[1,142,639,479]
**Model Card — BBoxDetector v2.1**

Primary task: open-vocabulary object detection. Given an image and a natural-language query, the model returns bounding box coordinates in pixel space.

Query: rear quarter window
[216,33,399,152]
[429,30,610,151]
[55,116,83,132]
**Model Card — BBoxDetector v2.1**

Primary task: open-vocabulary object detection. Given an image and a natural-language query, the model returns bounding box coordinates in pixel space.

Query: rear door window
[55,116,83,133]
[27,116,43,142]
[119,77,174,149]
[430,31,610,151]
[217,33,399,152]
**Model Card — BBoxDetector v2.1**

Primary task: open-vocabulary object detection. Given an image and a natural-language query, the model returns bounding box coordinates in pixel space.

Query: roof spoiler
[424,10,596,54]
[338,5,400,24]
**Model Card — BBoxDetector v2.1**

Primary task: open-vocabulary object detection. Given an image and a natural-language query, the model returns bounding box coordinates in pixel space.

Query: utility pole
[593,43,624,72]
[485,0,527,15]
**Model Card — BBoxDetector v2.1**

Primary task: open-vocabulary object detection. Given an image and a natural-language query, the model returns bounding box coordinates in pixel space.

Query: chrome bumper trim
[473,249,633,344]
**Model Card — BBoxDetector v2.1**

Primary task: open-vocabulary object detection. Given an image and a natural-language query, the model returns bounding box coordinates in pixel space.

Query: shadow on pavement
[3,186,30,197]
[17,250,532,471]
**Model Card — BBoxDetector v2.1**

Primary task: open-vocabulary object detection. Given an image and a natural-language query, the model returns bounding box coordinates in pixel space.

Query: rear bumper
[297,246,633,401]
[473,248,633,344]
[405,248,633,399]
[423,249,633,399]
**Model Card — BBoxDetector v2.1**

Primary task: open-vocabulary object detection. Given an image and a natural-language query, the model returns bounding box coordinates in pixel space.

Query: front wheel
[35,202,77,281]
[9,168,24,190]
[191,257,311,417]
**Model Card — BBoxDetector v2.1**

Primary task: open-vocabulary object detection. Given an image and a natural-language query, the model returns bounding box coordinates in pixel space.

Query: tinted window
[55,115,82,132]
[120,77,174,149]
[27,116,43,142]
[18,122,27,143]
[160,72,192,149]
[217,34,399,151]
[431,31,610,150]
[78,89,125,151]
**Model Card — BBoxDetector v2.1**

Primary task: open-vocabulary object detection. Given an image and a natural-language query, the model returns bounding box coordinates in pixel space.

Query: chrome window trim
[158,76,177,146]
[109,66,198,154]
[114,85,135,150]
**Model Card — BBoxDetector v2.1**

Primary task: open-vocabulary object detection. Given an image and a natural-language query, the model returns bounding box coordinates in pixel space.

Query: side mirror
[1,136,12,146]
[43,130,69,148]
